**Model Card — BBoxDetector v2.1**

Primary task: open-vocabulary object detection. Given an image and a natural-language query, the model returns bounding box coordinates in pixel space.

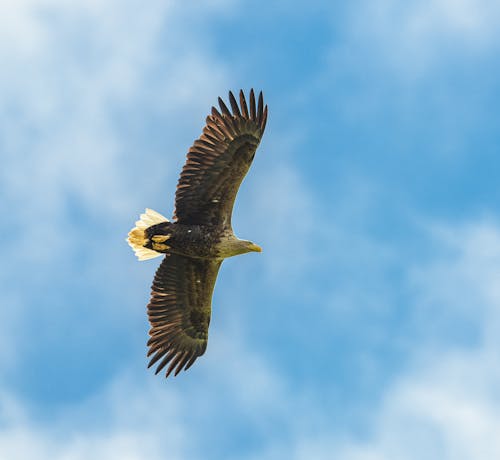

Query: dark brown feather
[218,97,232,117]
[239,90,249,119]
[249,89,256,119]
[147,253,222,378]
[228,91,241,117]
[173,89,267,227]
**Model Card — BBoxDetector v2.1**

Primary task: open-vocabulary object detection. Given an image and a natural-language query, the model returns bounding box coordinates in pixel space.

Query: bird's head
[219,236,262,258]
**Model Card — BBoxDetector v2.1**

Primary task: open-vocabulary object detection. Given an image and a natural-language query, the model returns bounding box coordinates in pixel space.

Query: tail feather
[127,208,169,261]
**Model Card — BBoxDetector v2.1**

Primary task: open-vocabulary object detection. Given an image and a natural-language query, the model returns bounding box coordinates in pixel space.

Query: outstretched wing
[174,89,268,227]
[147,253,222,377]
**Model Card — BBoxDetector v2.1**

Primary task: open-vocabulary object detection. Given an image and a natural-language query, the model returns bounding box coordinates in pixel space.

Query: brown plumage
[127,89,268,377]
[174,89,267,226]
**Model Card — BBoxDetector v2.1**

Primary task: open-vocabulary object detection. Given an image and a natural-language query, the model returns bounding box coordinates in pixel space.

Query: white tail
[127,208,169,261]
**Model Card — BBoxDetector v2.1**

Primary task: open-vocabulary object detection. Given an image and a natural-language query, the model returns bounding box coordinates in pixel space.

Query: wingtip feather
[257,91,264,124]
[218,97,231,117]
[249,89,256,119]
[228,91,241,117]
[239,89,249,118]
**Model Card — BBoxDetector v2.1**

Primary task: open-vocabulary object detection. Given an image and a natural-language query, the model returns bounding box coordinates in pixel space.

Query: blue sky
[1,0,500,458]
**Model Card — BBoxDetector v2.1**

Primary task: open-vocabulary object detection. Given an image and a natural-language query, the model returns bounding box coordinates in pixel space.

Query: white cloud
[336,346,500,460]
[0,377,186,460]
[0,0,232,242]
[310,219,500,460]
[335,0,500,79]
[0,0,234,356]
[408,219,500,343]
[230,218,500,460]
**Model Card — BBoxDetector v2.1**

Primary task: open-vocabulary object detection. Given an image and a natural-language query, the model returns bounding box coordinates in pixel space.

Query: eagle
[127,89,268,377]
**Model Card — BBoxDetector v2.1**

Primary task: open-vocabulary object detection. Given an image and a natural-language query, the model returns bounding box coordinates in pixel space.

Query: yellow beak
[248,242,262,253]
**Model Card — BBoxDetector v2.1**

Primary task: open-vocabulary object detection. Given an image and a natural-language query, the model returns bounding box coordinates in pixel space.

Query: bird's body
[142,221,261,260]
[127,90,267,377]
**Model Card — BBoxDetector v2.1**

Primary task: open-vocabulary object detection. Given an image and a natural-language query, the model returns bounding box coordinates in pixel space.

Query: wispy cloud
[0,377,186,460]
[309,219,500,460]
[0,0,232,224]
[343,0,500,77]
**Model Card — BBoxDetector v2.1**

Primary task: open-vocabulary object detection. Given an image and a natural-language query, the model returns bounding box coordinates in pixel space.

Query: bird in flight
[127,89,268,377]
